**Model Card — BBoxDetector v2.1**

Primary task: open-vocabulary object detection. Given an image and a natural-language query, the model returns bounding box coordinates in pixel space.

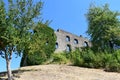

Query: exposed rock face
[55,29,91,53]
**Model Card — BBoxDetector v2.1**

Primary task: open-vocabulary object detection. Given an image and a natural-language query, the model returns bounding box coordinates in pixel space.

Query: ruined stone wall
[54,29,91,53]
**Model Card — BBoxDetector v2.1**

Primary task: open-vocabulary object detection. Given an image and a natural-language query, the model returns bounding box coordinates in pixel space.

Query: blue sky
[0,0,120,72]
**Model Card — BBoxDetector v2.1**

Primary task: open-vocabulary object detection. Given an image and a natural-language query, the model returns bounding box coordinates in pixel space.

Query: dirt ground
[14,64,120,80]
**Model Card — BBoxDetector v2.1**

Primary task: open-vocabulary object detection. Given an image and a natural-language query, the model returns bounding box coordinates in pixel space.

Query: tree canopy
[0,0,43,80]
[86,4,120,52]
[20,23,56,66]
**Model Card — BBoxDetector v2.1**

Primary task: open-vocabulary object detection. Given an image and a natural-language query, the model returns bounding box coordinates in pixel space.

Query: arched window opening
[66,44,71,52]
[84,41,88,47]
[74,39,78,44]
[66,36,70,42]
[57,29,60,32]
[80,35,82,37]
[55,42,59,49]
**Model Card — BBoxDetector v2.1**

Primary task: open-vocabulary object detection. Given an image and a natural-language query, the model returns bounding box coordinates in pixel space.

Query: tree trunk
[23,55,27,66]
[6,59,13,80]
[20,53,28,67]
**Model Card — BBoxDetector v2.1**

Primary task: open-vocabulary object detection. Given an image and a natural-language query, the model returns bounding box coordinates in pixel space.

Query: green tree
[0,0,42,80]
[20,22,56,66]
[86,4,120,52]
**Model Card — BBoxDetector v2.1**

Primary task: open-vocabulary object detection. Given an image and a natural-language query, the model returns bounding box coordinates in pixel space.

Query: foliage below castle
[20,23,56,66]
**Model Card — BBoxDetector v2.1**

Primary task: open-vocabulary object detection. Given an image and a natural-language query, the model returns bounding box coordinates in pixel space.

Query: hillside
[11,64,120,80]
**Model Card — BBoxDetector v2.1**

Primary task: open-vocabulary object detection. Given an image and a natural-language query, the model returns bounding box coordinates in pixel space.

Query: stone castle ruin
[55,29,91,53]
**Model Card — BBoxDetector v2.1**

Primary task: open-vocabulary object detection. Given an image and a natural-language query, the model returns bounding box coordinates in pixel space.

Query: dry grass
[11,64,120,80]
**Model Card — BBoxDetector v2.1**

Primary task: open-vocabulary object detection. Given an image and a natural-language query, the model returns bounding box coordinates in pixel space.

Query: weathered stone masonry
[55,29,91,53]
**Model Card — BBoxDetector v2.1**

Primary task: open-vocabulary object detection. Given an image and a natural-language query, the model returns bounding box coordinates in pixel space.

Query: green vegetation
[20,23,56,66]
[48,4,120,73]
[1,1,120,79]
[18,3,120,73]
[50,49,120,72]
[0,0,46,80]
[51,52,70,64]
[86,4,120,52]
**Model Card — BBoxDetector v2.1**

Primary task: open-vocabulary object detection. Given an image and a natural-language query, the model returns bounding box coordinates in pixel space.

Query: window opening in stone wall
[66,36,70,42]
[57,29,60,32]
[66,44,71,52]
[55,42,58,49]
[74,39,78,44]
[80,35,82,37]
[84,41,88,47]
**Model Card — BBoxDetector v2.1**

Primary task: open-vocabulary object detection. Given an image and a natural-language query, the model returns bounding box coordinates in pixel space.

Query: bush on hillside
[70,49,84,66]
[51,53,69,64]
[42,47,120,72]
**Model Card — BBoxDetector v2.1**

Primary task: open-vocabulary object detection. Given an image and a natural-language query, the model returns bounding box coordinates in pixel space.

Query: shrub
[114,50,120,63]
[94,53,105,68]
[104,57,120,72]
[81,49,103,68]
[26,52,47,66]
[51,53,69,64]
[48,48,120,72]
[71,48,120,72]
[104,50,120,72]
[71,49,84,66]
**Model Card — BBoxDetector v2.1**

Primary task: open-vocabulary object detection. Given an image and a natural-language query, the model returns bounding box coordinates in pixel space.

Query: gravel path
[15,64,120,80]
